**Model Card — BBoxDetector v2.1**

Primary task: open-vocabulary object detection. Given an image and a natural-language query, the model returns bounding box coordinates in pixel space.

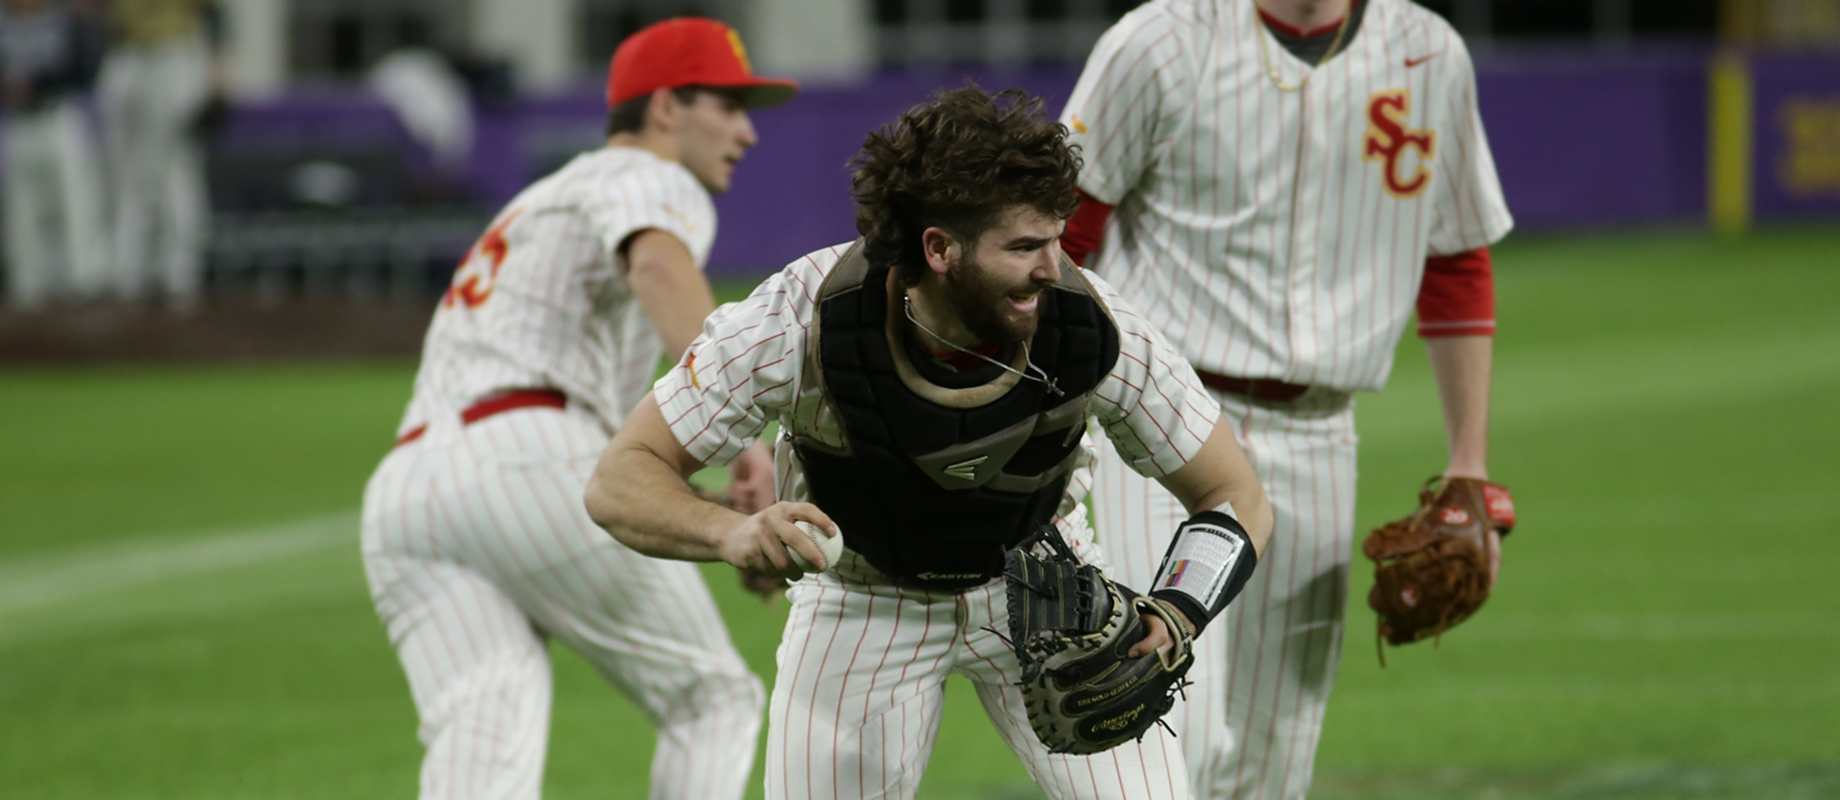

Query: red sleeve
[1416,247,1496,337]
[1061,191,1113,267]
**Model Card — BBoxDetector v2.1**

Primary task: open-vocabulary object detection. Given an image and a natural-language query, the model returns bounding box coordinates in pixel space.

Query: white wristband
[1149,505,1256,629]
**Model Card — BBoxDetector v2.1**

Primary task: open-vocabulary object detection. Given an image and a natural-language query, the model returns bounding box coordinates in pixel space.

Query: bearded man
[584,86,1276,800]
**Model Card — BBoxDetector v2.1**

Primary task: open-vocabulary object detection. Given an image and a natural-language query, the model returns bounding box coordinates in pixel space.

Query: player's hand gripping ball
[1363,476,1516,648]
[1002,527,1193,755]
[788,520,844,573]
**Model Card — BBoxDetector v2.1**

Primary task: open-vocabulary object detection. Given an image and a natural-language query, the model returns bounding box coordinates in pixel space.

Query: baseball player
[1057,1,1513,798]
[1,0,109,308]
[360,18,795,800]
[585,87,1275,800]
[98,0,224,310]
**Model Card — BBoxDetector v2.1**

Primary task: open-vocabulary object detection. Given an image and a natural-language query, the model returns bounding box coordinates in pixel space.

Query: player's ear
[646,88,683,134]
[921,227,958,276]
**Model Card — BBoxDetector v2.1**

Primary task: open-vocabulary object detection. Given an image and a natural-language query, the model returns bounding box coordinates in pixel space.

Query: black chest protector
[794,241,1121,590]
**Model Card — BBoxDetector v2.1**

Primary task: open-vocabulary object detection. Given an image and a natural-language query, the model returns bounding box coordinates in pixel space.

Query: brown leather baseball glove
[1362,477,1516,651]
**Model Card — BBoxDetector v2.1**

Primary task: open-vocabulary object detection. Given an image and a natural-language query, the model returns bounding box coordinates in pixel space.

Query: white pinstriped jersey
[652,242,1223,514]
[399,147,717,436]
[1060,0,1512,392]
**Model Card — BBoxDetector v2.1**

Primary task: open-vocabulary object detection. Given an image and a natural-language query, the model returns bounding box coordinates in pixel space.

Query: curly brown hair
[850,86,1082,286]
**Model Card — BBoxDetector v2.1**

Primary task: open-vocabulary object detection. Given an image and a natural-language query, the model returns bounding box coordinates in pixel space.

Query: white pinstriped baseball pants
[764,522,1191,800]
[1093,389,1358,800]
[362,404,765,800]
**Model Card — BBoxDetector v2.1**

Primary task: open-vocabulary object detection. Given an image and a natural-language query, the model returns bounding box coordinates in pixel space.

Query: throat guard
[794,241,1121,590]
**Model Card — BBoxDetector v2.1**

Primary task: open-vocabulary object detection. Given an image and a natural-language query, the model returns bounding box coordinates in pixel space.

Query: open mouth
[1008,292,1041,313]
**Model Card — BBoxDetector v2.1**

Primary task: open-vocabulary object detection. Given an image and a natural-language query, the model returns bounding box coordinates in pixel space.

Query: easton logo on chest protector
[793,241,1121,590]
[944,456,989,481]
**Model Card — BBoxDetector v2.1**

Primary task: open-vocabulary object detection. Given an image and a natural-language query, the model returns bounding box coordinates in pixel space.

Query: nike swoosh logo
[662,203,698,233]
[1405,53,1440,68]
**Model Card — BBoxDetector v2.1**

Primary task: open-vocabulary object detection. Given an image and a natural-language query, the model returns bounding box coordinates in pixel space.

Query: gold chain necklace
[1256,0,1354,93]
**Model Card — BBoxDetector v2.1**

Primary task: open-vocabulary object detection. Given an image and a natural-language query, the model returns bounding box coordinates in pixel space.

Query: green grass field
[3,226,1837,799]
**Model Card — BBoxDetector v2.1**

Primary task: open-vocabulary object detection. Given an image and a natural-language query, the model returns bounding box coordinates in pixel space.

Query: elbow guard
[1148,507,1258,635]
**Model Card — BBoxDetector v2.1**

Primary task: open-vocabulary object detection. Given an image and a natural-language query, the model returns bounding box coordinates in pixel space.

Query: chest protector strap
[794,241,1122,590]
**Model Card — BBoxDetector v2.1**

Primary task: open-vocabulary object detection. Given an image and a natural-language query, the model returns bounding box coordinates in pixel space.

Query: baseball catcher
[1363,476,1517,651]
[1004,509,1258,755]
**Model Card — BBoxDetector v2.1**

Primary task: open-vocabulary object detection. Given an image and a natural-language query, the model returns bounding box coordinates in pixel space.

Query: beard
[942,252,1053,345]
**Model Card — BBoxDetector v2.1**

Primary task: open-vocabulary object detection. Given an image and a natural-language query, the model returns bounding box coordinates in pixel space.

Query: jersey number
[1363,90,1437,199]
[442,209,524,309]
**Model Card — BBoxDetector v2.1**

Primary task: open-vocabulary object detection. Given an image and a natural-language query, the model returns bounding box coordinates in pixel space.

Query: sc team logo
[1362,90,1437,199]
[726,29,752,73]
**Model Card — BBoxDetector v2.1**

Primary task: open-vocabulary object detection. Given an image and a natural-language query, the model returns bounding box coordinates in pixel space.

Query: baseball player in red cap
[360,17,796,800]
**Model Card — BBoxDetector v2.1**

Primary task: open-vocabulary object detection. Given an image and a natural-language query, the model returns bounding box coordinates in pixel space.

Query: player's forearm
[584,400,739,561]
[586,446,741,560]
[1143,420,1270,637]
[1425,334,1492,479]
[1157,421,1274,556]
[1189,482,1272,557]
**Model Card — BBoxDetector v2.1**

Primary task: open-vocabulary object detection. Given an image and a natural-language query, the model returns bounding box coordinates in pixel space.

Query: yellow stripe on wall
[1709,52,1754,236]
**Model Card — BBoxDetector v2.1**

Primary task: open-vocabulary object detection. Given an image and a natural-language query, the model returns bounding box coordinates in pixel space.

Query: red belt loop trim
[460,389,568,424]
[393,389,568,448]
[1194,370,1312,402]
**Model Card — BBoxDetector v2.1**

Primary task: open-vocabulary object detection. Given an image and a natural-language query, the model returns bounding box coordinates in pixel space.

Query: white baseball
[789,520,844,572]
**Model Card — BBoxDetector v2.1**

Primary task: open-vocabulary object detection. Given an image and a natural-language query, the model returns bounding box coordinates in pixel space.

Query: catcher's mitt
[1003,527,1194,755]
[1363,476,1516,649]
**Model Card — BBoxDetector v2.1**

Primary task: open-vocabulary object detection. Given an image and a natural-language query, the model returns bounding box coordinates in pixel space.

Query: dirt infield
[0,299,435,364]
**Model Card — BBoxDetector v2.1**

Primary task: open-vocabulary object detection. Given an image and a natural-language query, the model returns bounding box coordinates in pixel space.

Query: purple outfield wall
[699,50,1711,273]
[507,49,1711,274]
[715,50,1711,273]
[1748,52,1840,219]
[1474,47,1709,231]
[209,48,1716,275]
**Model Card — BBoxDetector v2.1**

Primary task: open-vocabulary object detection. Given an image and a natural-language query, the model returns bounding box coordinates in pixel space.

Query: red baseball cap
[606,18,799,110]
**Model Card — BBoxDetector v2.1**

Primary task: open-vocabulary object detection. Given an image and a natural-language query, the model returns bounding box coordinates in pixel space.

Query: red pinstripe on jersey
[1062,0,1510,394]
[765,527,1193,800]
[399,147,718,441]
[363,145,762,800]
[660,243,1227,798]
[654,243,1222,485]
[363,406,765,800]
[1063,2,1512,799]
